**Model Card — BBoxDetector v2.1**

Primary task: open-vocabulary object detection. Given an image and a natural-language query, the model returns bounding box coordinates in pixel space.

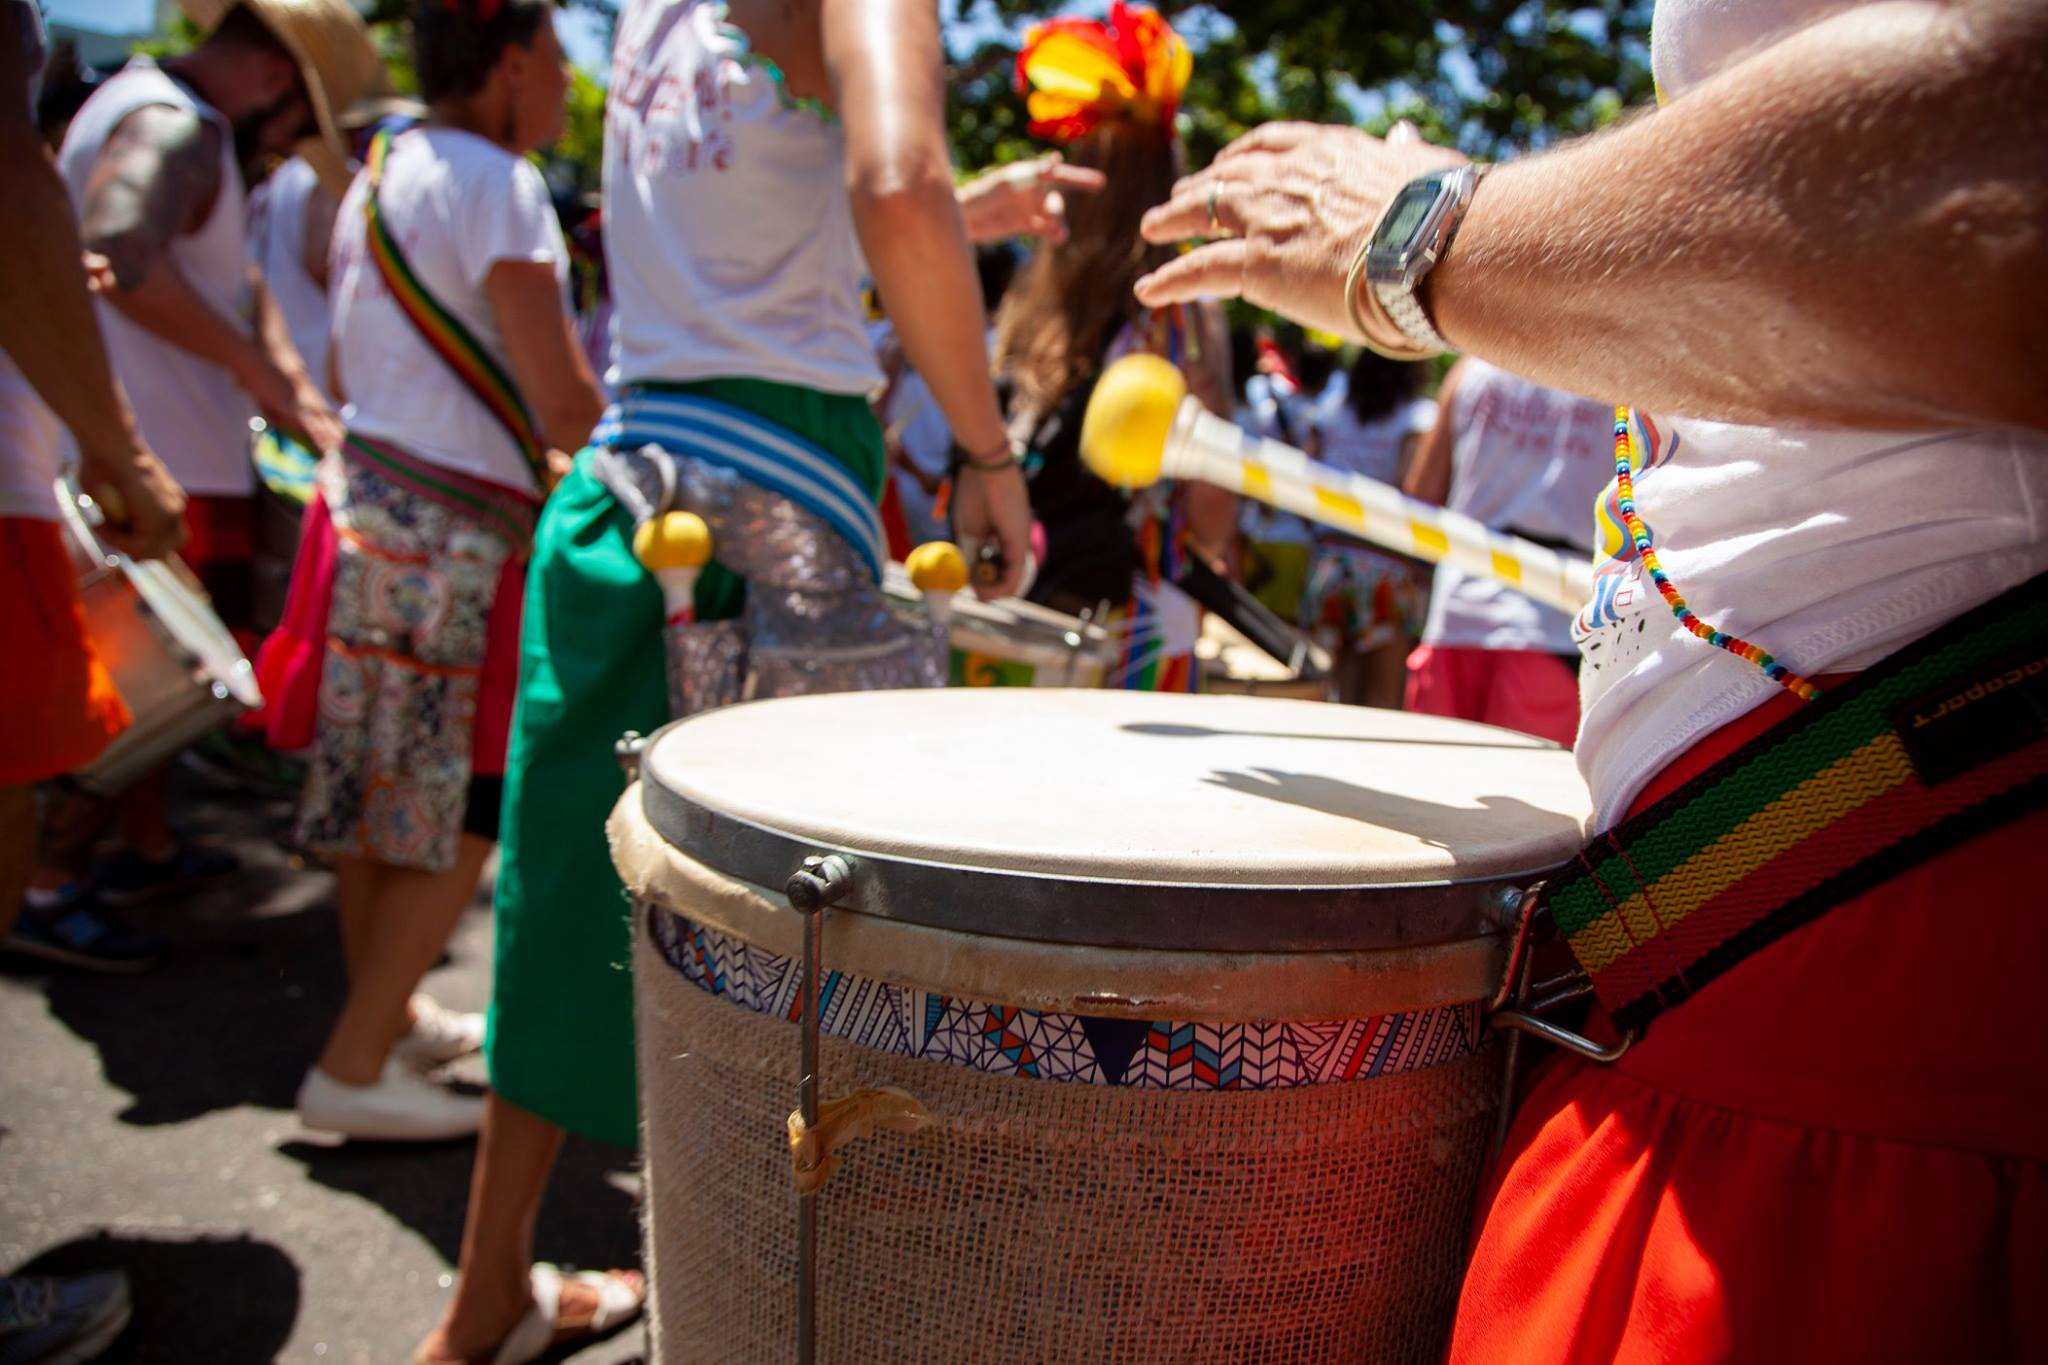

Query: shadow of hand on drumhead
[1201,766,1571,851]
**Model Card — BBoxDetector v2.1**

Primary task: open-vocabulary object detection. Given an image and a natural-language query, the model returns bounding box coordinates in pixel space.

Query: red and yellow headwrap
[1015,2,1192,143]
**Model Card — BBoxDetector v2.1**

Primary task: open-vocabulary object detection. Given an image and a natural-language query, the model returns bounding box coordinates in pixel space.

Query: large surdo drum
[611,690,1590,1364]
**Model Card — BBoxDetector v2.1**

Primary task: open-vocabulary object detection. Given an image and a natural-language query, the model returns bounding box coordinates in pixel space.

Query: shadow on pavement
[9,1231,300,1363]
[23,867,347,1127]
[277,1133,642,1273]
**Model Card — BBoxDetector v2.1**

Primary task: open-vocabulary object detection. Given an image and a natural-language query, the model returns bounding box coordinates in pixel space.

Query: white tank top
[1571,0,2048,828]
[603,0,882,397]
[1423,360,1613,656]
[249,157,333,404]
[58,60,256,496]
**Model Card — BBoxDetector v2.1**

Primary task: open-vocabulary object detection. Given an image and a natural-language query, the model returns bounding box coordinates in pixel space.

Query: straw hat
[179,0,385,190]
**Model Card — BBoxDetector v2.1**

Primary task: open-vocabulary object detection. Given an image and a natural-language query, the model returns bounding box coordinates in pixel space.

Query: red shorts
[0,517,130,785]
[1448,686,2048,1364]
[1404,643,1579,747]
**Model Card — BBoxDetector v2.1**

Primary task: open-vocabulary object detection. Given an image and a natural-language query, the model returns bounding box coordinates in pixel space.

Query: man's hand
[1133,122,1465,341]
[80,438,187,562]
[236,350,343,456]
[948,463,1032,599]
[956,154,1108,246]
[288,380,346,459]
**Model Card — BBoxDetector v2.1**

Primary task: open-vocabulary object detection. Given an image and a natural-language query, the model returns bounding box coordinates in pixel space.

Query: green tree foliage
[949,0,1652,171]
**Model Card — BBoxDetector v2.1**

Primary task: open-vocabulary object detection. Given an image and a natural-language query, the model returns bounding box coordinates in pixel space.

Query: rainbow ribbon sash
[363,129,549,492]
[1547,574,2047,1034]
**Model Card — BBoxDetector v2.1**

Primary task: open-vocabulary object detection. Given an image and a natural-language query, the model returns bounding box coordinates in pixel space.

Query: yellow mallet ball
[633,511,712,572]
[906,540,969,594]
[1079,353,1187,490]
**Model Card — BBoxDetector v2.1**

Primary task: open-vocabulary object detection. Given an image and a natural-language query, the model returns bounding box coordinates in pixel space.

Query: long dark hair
[413,0,552,103]
[993,122,1179,418]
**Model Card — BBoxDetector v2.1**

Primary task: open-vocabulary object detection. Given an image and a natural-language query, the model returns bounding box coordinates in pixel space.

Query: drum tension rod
[786,853,857,1365]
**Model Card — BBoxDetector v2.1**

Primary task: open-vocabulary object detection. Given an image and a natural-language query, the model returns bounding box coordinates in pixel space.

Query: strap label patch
[1893,647,2048,785]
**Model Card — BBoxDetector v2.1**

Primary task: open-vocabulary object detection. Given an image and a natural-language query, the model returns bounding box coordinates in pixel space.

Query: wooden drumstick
[1080,354,1596,617]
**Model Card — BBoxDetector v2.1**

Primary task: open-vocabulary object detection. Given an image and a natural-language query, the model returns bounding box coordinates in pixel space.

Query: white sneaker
[393,993,486,1072]
[297,1061,485,1141]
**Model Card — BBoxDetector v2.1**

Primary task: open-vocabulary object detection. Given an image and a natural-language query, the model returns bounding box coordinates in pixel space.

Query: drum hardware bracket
[1485,884,1633,1156]
[786,852,856,1365]
[615,730,648,783]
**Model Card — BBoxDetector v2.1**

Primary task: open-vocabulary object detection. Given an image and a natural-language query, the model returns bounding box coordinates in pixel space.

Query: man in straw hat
[54,0,381,644]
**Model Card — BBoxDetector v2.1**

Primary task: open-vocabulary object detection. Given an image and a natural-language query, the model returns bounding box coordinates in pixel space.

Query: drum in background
[883,562,1118,687]
[613,690,1591,1364]
[56,483,261,795]
[1198,610,1331,702]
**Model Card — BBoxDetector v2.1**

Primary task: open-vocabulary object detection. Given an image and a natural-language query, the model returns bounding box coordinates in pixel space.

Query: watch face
[1379,179,1441,251]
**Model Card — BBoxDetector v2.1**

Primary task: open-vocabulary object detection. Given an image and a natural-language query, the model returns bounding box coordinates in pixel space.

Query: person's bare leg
[25,783,113,895]
[333,856,416,1043]
[111,767,176,862]
[0,784,35,941]
[415,1094,630,1361]
[316,834,491,1086]
[1361,638,1411,710]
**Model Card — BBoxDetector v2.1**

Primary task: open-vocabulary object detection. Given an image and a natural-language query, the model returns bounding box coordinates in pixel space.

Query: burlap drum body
[615,691,1591,1365]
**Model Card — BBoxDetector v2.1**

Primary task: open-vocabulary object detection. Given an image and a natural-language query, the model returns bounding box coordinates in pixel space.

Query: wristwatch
[1356,163,1482,358]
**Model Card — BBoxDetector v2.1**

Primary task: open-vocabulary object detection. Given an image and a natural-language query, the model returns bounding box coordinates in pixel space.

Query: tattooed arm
[82,104,340,450]
[0,23,183,557]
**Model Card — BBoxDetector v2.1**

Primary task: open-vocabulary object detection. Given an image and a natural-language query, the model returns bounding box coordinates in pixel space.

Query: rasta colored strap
[1546,573,2048,1035]
[363,129,549,492]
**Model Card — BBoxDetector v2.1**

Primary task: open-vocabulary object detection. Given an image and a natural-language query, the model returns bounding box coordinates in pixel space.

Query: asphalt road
[0,771,647,1364]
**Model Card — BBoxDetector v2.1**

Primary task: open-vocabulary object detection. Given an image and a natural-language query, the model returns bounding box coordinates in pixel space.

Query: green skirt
[484,378,883,1145]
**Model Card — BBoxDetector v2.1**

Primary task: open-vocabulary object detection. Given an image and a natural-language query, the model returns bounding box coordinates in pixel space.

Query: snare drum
[56,484,261,794]
[612,691,1591,1364]
[884,562,1117,687]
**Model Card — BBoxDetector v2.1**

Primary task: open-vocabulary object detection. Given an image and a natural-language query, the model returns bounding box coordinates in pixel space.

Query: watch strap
[1374,278,1451,355]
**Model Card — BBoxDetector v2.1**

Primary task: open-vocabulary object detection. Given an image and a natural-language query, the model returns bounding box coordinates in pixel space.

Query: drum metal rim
[638,718,1533,953]
[616,792,1505,1019]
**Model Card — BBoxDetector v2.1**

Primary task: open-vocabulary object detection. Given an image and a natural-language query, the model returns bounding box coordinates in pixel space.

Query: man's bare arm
[0,26,183,556]
[1430,0,2048,431]
[1140,0,2048,433]
[84,106,341,449]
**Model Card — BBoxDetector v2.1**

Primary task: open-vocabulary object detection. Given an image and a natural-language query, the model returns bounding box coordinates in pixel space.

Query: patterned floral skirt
[295,446,528,873]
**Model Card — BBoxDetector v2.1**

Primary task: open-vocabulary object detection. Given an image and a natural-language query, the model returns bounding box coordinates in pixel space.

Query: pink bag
[254,489,525,773]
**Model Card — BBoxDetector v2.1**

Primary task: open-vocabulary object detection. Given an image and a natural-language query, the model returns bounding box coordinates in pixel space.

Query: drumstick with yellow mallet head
[633,510,713,625]
[905,540,969,632]
[1079,355,1595,617]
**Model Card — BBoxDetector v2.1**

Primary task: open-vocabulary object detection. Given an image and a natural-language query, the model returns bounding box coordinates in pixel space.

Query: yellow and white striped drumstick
[1080,355,1594,617]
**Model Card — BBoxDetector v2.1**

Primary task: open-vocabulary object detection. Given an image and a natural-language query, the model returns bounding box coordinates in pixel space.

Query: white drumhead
[645,690,1589,886]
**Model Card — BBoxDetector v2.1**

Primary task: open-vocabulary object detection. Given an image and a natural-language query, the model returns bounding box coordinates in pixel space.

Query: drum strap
[363,129,551,494]
[1545,572,2048,1035]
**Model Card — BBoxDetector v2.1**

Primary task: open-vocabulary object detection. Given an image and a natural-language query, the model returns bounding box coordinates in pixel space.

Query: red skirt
[1448,685,2048,1364]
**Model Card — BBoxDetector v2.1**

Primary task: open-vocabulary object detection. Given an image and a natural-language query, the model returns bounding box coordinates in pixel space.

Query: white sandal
[486,1264,644,1365]
[417,1264,645,1365]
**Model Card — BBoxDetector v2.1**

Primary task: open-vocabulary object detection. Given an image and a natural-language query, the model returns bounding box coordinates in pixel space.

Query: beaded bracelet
[1612,407,1822,703]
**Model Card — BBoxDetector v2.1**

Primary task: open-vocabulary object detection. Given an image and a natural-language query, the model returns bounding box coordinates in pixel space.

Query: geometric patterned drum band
[651,906,1484,1092]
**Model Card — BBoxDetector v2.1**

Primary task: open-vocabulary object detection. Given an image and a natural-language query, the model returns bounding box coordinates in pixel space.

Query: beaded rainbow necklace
[1611,407,1823,703]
